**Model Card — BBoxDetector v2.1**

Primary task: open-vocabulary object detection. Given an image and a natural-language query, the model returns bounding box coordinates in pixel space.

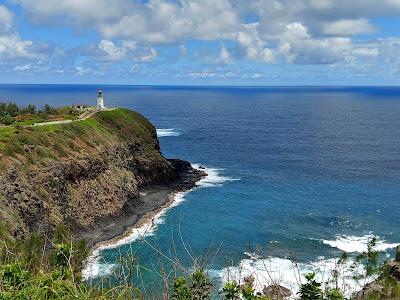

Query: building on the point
[97,89,105,110]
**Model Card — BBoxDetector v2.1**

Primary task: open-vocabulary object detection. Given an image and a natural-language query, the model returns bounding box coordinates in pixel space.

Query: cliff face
[0,109,183,238]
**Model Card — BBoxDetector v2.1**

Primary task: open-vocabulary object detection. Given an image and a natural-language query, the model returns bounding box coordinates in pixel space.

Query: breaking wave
[156,128,181,137]
[322,234,398,253]
[83,164,240,279]
[218,253,365,299]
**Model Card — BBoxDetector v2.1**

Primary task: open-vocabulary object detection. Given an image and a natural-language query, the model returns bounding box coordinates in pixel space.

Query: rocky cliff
[0,109,198,241]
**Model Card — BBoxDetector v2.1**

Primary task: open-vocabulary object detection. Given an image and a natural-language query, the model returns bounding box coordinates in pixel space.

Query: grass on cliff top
[0,108,159,164]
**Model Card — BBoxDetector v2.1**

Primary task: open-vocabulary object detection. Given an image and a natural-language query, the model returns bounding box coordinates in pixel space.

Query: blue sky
[0,0,399,85]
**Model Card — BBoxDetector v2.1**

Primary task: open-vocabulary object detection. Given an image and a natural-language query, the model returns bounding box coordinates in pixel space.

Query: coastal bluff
[0,108,203,244]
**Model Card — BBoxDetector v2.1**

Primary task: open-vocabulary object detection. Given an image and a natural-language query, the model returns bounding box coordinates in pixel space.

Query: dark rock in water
[354,281,385,300]
[168,159,192,173]
[262,284,291,300]
[390,246,400,281]
[243,275,255,287]
[199,165,205,170]
[355,246,400,299]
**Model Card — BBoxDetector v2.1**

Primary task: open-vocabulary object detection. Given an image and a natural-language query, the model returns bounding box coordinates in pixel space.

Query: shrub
[0,116,16,125]
[298,272,324,300]
[223,282,241,300]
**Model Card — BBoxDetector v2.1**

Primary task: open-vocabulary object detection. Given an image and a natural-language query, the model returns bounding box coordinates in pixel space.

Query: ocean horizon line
[0,83,400,88]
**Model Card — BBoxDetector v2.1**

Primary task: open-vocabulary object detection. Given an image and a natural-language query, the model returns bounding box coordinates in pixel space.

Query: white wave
[156,128,181,137]
[82,190,189,279]
[82,259,115,280]
[322,235,398,253]
[219,254,366,299]
[83,164,240,279]
[192,164,241,188]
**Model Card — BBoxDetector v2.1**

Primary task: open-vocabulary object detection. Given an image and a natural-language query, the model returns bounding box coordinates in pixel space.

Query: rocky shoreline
[77,159,207,249]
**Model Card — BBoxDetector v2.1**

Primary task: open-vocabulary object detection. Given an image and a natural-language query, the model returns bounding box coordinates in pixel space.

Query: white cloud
[6,0,400,79]
[98,39,137,61]
[0,35,34,59]
[188,71,215,78]
[14,63,32,71]
[0,5,13,33]
[237,23,275,63]
[15,0,131,23]
[135,47,157,62]
[76,66,89,76]
[243,72,263,79]
[219,46,231,64]
[179,45,188,56]
[130,64,140,72]
[353,47,379,57]
[323,19,375,36]
[98,0,239,44]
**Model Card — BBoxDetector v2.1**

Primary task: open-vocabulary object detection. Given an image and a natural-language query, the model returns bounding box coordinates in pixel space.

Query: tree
[0,102,6,116]
[43,104,53,114]
[25,104,36,114]
[6,102,19,116]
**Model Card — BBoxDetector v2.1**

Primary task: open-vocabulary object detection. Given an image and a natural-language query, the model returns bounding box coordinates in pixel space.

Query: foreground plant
[1,224,400,300]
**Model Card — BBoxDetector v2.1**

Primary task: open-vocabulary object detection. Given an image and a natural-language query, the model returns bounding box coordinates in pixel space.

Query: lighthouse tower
[97,89,105,110]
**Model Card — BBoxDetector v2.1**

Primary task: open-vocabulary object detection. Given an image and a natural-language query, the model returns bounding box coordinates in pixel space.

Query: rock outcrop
[355,246,400,299]
[0,109,202,242]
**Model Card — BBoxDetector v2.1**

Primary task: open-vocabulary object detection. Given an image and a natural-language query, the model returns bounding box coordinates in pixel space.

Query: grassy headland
[0,107,178,240]
[0,108,161,162]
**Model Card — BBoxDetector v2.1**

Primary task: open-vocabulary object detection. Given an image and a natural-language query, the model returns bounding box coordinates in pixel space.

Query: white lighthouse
[97,89,105,110]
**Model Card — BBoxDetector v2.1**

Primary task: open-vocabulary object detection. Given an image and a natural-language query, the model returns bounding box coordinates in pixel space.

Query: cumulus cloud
[97,39,158,62]
[237,23,275,63]
[219,46,232,64]
[0,5,42,64]
[98,0,239,44]
[276,22,355,64]
[4,0,400,81]
[323,19,375,36]
[98,39,137,61]
[0,5,13,32]
[0,35,34,59]
[135,47,157,62]
[14,0,132,23]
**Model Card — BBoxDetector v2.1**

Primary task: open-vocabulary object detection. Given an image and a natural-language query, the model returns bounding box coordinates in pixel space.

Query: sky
[0,0,400,85]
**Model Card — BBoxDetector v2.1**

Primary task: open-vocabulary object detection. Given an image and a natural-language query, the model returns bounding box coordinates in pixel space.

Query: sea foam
[156,128,181,137]
[322,234,398,253]
[83,164,240,279]
[192,164,241,188]
[219,254,365,299]
[218,235,398,298]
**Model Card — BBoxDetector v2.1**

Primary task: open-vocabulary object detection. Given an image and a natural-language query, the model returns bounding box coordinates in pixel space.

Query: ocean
[1,85,400,296]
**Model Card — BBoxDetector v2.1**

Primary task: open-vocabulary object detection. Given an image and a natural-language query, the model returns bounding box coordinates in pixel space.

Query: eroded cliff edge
[0,108,203,244]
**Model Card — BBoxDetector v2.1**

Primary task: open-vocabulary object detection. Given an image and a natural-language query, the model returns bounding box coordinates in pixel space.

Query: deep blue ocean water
[1,85,400,294]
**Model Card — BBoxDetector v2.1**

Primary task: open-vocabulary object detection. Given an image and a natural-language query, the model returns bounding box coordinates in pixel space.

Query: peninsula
[0,106,205,247]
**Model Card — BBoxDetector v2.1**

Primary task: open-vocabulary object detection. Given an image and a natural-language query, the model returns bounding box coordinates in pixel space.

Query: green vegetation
[0,224,135,299]
[1,222,400,300]
[0,102,80,126]
[0,108,160,163]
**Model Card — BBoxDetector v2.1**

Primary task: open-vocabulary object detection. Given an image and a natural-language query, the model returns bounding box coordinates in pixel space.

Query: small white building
[97,89,105,110]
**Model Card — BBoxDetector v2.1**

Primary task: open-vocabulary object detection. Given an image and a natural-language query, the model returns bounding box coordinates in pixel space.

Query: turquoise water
[2,85,400,295]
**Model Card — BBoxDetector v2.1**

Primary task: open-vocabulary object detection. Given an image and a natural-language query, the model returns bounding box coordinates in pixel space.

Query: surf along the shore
[82,164,240,279]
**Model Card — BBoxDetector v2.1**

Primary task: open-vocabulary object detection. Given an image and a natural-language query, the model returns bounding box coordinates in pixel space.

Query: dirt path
[31,108,114,127]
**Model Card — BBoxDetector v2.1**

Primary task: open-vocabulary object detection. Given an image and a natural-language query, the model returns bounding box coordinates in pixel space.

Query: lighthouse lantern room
[97,89,105,110]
